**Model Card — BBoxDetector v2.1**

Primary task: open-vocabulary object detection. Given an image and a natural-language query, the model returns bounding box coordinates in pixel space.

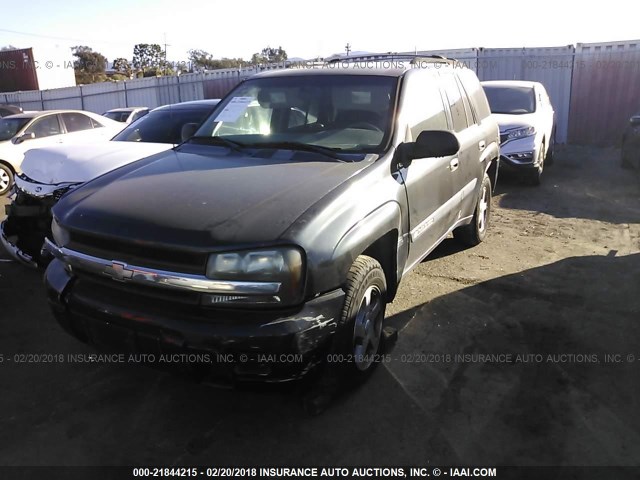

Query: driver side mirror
[180,123,199,142]
[12,132,35,144]
[399,130,460,164]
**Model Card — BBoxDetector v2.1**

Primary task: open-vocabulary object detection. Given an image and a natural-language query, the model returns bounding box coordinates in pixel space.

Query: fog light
[507,152,534,161]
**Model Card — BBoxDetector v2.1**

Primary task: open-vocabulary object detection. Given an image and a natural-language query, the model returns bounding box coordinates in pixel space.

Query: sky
[0,0,638,63]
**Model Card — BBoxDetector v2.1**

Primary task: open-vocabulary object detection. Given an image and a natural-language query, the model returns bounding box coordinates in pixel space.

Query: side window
[440,74,469,132]
[91,117,104,128]
[61,113,94,132]
[456,77,476,126]
[457,69,492,121]
[24,115,62,138]
[407,82,448,140]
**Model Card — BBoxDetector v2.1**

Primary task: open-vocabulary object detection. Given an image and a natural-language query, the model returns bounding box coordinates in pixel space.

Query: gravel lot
[0,146,639,467]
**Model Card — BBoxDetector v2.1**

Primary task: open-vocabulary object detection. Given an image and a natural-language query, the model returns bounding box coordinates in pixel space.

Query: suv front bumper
[498,136,542,172]
[45,258,345,384]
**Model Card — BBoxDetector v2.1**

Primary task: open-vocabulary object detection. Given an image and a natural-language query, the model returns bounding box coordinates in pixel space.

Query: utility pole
[345,43,351,56]
[163,33,171,72]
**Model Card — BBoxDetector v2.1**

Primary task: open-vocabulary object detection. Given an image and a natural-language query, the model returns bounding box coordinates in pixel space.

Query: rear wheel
[0,163,14,196]
[453,173,492,247]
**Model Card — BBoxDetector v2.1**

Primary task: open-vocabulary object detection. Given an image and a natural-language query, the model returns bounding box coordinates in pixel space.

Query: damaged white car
[0,99,220,267]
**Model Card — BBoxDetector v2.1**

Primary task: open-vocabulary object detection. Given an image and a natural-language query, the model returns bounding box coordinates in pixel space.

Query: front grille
[68,231,208,275]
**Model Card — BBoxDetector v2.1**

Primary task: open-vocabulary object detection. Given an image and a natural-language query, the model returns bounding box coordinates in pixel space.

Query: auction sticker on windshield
[214,96,254,122]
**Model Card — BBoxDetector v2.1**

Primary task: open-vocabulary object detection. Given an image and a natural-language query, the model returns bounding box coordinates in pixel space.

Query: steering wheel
[347,122,383,132]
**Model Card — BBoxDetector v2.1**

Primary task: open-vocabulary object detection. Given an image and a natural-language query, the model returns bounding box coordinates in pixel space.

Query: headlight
[204,247,304,306]
[51,217,71,247]
[507,126,536,140]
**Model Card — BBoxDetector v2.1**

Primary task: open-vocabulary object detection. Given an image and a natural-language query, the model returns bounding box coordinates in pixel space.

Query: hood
[54,144,368,246]
[491,113,536,133]
[21,141,173,184]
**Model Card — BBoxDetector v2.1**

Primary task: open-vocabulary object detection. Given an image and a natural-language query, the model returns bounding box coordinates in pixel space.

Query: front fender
[331,201,404,289]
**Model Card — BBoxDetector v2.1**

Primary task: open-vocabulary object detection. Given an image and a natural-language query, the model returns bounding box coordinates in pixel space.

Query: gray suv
[44,56,499,385]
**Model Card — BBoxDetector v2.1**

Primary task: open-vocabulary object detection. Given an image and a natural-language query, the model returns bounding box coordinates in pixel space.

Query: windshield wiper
[246,141,350,162]
[188,136,246,152]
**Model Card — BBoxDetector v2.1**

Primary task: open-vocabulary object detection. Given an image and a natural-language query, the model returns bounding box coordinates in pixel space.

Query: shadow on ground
[385,252,640,466]
[497,146,640,224]
[1,252,639,467]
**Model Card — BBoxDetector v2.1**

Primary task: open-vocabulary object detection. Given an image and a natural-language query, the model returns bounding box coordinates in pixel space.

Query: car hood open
[21,141,174,185]
[54,144,369,246]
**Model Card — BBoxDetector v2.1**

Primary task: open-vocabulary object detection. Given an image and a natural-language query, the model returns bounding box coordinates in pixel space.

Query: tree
[112,57,132,78]
[251,46,288,65]
[72,45,107,84]
[188,49,248,72]
[132,43,165,77]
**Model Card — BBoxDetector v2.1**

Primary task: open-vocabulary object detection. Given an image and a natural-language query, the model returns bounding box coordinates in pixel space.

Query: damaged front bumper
[0,219,39,267]
[45,257,345,383]
[0,175,77,268]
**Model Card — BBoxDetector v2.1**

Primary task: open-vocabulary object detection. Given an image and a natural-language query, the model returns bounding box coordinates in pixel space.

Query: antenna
[345,42,351,56]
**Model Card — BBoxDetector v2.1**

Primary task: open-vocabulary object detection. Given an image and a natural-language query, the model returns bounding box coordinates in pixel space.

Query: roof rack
[326,53,458,65]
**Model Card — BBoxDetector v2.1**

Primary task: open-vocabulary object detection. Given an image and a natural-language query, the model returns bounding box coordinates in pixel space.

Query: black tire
[0,163,14,196]
[525,142,545,186]
[453,173,492,247]
[545,133,555,166]
[331,255,387,382]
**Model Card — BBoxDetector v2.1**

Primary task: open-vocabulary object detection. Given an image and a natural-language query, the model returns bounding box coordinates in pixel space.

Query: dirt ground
[0,146,639,468]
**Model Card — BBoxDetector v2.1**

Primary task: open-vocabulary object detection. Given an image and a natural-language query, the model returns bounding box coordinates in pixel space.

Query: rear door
[60,112,101,142]
[439,72,483,221]
[401,73,457,269]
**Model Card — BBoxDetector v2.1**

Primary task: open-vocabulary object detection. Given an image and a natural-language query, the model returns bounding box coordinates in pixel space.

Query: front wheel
[0,163,14,196]
[525,142,545,186]
[545,133,555,166]
[453,173,492,247]
[332,255,387,381]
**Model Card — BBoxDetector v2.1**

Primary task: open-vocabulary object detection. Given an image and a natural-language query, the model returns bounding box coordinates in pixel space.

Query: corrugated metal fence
[2,40,639,145]
[568,40,640,145]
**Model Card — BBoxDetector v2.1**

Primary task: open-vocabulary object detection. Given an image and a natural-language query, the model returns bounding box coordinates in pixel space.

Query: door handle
[449,158,459,172]
[478,140,486,151]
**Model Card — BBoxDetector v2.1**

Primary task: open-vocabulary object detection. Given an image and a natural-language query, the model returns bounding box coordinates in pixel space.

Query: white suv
[482,80,555,185]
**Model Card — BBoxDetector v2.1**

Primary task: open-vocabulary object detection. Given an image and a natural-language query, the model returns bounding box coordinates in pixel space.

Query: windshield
[0,117,30,141]
[483,86,536,114]
[112,107,213,144]
[194,75,398,154]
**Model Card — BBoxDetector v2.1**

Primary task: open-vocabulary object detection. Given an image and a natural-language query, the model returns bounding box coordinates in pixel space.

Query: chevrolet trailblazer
[44,56,500,384]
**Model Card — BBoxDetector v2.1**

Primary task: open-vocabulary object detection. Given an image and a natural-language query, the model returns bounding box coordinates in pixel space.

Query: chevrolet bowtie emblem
[104,261,134,282]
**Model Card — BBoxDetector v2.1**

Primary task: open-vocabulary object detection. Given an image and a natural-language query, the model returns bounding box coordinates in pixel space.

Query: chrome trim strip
[43,238,281,295]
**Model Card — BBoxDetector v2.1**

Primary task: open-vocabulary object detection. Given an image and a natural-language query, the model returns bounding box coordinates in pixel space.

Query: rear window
[483,86,536,114]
